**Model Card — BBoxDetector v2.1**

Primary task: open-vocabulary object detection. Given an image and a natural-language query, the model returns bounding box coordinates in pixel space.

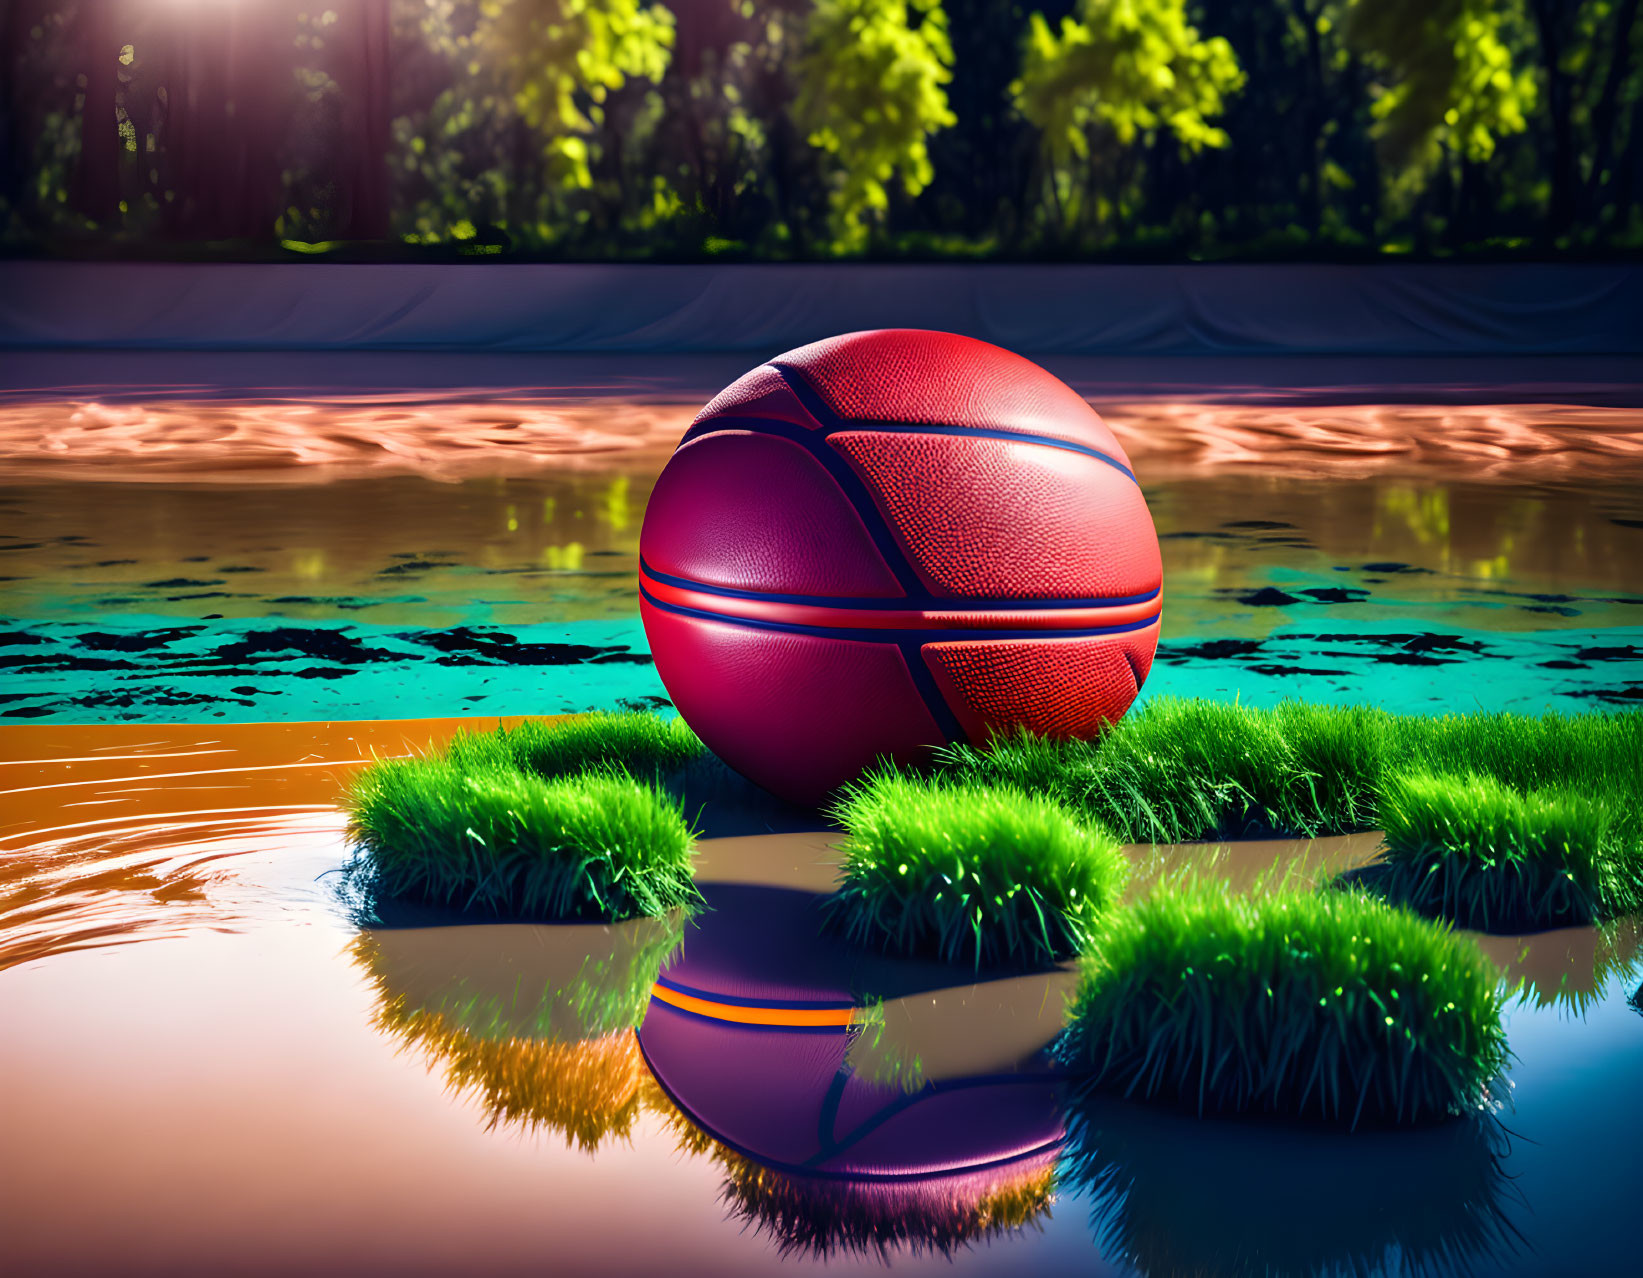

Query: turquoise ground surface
[4,609,1637,722]
[5,469,1640,723]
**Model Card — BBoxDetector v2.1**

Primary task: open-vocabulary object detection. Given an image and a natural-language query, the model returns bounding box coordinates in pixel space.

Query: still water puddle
[2,718,1639,1276]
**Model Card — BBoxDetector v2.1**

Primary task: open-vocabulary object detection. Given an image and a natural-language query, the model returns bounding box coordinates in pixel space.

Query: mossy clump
[344,756,698,920]
[822,772,1128,968]
[1368,770,1642,931]
[1057,884,1509,1127]
[445,711,705,780]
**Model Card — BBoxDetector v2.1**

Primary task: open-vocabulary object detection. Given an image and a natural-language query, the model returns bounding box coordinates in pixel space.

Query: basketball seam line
[689,386,928,600]
[640,583,1161,643]
[639,555,1164,611]
[636,1023,1068,1178]
[681,411,1139,484]
[898,637,967,743]
[708,359,1139,484]
[767,360,1040,747]
[1122,647,1144,693]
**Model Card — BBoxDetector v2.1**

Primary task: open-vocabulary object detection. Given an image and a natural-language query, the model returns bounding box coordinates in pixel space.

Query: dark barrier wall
[1,263,1638,356]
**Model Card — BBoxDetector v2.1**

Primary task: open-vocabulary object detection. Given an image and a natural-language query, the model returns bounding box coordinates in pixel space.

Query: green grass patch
[822,771,1128,968]
[935,699,1643,931]
[1057,884,1509,1127]
[445,711,706,780]
[936,699,1642,844]
[344,756,698,921]
[935,699,1391,843]
[1366,771,1643,931]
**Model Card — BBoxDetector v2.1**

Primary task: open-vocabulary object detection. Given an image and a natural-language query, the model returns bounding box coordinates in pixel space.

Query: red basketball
[638,329,1162,806]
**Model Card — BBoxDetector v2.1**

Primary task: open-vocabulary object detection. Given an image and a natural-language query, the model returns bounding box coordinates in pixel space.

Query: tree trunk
[0,1,45,226]
[72,0,123,224]
[337,0,392,240]
[1585,0,1640,225]
[1529,0,1579,239]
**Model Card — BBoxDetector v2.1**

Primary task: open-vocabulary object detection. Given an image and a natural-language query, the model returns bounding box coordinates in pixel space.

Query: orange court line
[649,982,857,1028]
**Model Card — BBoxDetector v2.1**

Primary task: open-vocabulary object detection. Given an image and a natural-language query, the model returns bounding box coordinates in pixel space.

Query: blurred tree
[1344,0,1536,239]
[477,0,675,189]
[920,1,1066,245]
[1517,0,1643,240]
[1012,0,1243,242]
[793,0,957,248]
[637,0,820,254]
[395,0,675,246]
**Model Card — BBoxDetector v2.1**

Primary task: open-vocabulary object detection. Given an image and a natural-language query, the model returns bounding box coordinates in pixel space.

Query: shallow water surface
[5,442,1641,721]
[3,367,1641,1275]
[2,719,1640,1277]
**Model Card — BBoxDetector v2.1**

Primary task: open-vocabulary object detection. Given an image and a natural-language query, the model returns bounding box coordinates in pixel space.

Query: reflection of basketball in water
[639,328,1163,805]
[635,879,1067,1257]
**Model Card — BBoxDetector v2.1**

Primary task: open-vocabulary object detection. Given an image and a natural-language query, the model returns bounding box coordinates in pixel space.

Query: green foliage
[4,0,1642,257]
[822,771,1129,968]
[1057,883,1510,1126]
[482,0,675,188]
[344,755,699,921]
[794,0,957,248]
[1012,0,1244,235]
[397,0,677,244]
[1372,770,1642,930]
[1345,0,1536,184]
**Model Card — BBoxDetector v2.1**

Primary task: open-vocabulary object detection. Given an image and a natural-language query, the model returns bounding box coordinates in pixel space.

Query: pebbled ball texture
[639,329,1162,806]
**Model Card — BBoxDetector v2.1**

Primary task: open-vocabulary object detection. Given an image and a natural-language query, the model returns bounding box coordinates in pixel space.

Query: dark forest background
[1,0,1639,261]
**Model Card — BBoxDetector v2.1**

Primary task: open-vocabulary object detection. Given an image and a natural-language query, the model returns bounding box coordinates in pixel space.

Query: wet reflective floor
[3,368,1642,1275]
[1,719,1640,1277]
[4,456,1641,723]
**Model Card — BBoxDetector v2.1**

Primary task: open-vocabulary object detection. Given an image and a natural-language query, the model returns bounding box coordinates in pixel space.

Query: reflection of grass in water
[344,760,698,921]
[380,1001,651,1151]
[843,998,927,1094]
[1369,771,1643,931]
[650,1095,1056,1261]
[1060,1090,1523,1278]
[1486,916,1643,1016]
[824,772,1128,968]
[352,916,681,1148]
[356,912,685,1043]
[1059,884,1509,1127]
